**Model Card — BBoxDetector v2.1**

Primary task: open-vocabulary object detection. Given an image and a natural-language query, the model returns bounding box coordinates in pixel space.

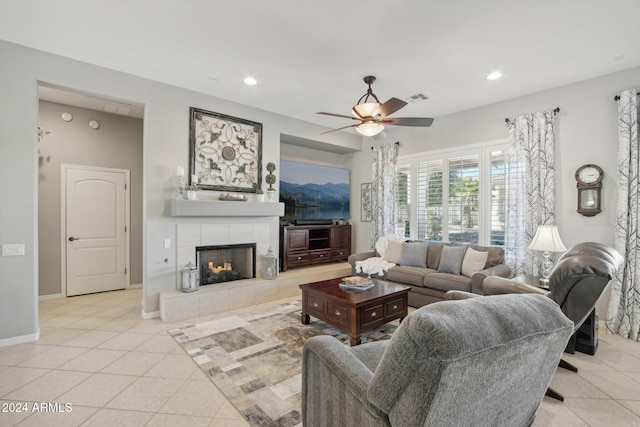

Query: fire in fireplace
[196,243,256,285]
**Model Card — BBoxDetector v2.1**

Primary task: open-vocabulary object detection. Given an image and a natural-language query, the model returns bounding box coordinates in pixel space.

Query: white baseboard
[141,309,160,319]
[0,329,40,348]
[39,293,63,301]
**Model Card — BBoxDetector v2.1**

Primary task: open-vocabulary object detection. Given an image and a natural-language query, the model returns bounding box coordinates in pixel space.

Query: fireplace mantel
[169,199,284,217]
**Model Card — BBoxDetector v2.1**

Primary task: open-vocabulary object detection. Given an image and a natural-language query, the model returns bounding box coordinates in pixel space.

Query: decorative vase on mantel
[266,189,276,201]
[256,189,265,202]
[185,185,198,200]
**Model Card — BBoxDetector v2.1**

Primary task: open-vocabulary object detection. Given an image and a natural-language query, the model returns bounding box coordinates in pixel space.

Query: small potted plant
[184,184,199,200]
[255,188,265,202]
[265,162,277,201]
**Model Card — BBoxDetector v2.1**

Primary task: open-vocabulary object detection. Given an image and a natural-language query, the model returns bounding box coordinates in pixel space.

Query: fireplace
[196,243,256,285]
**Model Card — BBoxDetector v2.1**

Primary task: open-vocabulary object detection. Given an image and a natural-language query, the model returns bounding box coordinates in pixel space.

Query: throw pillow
[374,234,404,257]
[461,247,489,277]
[384,240,404,264]
[400,242,428,268]
[437,245,468,275]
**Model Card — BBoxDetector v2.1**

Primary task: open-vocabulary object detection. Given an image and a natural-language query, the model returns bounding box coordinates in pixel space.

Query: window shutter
[395,162,411,237]
[489,150,506,246]
[417,159,444,241]
[447,155,479,244]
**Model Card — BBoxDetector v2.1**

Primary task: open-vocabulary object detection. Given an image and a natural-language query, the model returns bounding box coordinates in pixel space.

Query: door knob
[68,237,79,242]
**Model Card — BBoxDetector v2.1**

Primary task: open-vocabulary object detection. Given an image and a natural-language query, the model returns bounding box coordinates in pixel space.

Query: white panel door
[65,166,128,296]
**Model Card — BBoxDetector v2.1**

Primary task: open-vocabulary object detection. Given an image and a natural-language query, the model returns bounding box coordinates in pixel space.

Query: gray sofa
[302,293,574,426]
[348,241,511,307]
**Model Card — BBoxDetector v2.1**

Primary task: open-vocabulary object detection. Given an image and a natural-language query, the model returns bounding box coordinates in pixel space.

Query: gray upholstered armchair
[301,293,573,427]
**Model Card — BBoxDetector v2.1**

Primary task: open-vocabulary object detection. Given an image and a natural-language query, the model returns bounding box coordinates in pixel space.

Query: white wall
[0,40,361,344]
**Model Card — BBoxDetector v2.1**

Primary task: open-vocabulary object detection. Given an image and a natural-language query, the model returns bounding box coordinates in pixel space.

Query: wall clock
[575,164,603,217]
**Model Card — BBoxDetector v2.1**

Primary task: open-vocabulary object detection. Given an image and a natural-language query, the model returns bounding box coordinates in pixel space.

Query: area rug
[168,299,397,427]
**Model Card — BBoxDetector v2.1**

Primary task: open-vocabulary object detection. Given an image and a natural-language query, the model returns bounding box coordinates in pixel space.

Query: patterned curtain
[606,89,640,340]
[504,110,557,276]
[371,143,398,247]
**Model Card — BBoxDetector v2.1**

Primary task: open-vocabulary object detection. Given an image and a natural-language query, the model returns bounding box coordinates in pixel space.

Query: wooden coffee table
[299,278,410,346]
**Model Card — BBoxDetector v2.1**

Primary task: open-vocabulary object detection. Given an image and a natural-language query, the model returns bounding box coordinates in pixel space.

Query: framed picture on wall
[189,107,262,193]
[361,182,372,222]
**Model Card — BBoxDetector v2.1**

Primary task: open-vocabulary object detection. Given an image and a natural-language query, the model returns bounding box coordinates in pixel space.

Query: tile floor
[0,288,639,426]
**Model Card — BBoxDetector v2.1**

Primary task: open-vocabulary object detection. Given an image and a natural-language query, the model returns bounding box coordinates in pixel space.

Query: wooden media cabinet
[279,224,351,271]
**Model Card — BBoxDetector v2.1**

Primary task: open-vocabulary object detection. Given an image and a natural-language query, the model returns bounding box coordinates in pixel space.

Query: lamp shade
[355,122,385,136]
[352,102,381,118]
[528,225,567,252]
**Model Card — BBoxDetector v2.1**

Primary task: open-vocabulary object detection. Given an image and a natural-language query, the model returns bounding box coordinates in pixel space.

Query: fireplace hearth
[196,243,256,286]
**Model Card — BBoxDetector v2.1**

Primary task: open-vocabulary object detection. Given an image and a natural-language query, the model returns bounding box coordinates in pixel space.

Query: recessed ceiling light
[486,71,502,81]
[244,76,257,86]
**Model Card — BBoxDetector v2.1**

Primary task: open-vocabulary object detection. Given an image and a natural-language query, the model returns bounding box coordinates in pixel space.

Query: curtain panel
[371,143,398,248]
[606,89,640,340]
[504,110,557,276]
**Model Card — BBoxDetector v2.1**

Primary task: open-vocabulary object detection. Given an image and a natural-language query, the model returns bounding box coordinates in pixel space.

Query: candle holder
[177,175,185,197]
[181,262,199,292]
[176,166,186,198]
[263,247,278,280]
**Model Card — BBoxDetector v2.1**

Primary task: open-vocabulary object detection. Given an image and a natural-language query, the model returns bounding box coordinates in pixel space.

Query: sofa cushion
[384,240,404,264]
[437,246,467,275]
[421,272,472,293]
[461,247,490,277]
[400,242,428,267]
[468,245,504,268]
[387,266,435,287]
[426,242,445,269]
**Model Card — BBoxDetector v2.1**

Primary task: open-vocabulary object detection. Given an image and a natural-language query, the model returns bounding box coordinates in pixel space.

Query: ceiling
[2,1,640,134]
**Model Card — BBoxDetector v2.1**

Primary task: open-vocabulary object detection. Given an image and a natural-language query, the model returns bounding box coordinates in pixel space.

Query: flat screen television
[280,160,350,221]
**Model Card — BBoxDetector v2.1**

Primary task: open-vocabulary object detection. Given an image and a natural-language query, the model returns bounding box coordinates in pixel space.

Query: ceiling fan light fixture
[355,122,385,136]
[352,102,381,118]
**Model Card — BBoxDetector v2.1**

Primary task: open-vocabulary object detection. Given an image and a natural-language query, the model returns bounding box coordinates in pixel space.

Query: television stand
[279,224,351,271]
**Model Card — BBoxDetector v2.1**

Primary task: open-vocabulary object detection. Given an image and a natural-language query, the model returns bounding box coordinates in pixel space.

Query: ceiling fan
[316,76,434,136]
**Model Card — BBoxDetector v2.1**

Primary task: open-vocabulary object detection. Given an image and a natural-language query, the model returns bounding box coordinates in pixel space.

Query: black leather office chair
[447,242,624,401]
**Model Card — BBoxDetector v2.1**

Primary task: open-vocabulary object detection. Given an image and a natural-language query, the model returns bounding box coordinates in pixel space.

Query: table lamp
[527,225,567,284]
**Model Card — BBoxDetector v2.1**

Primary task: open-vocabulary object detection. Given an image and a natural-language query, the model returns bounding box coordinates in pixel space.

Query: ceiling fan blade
[320,124,357,135]
[381,117,434,127]
[377,97,408,117]
[316,112,359,120]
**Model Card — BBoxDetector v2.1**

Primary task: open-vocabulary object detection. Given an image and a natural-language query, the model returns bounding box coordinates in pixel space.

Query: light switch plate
[2,244,25,256]
[163,239,171,249]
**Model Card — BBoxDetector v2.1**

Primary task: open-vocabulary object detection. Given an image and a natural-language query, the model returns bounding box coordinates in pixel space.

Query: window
[396,141,507,246]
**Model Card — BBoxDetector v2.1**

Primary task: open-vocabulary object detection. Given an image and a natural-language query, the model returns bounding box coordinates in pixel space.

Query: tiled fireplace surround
[159,220,350,322]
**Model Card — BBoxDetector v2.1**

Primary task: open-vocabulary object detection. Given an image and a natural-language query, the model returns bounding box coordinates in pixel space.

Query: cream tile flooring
[0,288,639,426]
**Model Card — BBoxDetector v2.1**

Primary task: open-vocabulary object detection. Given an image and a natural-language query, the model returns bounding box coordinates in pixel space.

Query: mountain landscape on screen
[279,160,350,221]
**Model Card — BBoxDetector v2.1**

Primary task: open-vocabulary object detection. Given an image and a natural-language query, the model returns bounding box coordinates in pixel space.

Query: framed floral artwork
[189,107,262,193]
